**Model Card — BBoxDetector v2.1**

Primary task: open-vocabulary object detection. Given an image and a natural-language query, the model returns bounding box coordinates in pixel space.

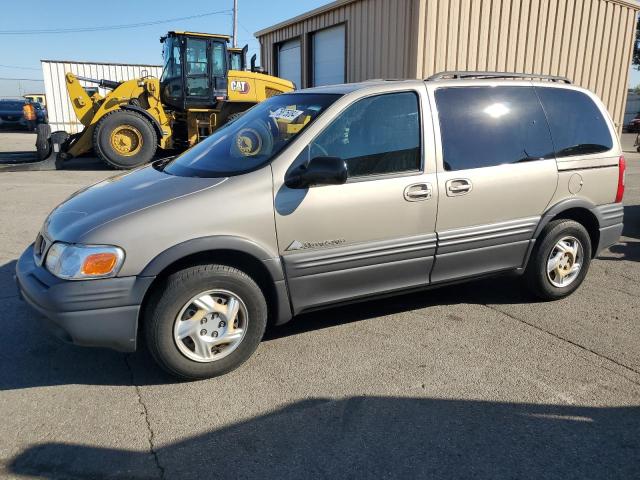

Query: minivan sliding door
[430,85,558,283]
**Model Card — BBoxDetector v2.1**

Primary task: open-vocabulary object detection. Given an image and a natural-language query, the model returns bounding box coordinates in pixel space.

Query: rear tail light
[615,155,626,203]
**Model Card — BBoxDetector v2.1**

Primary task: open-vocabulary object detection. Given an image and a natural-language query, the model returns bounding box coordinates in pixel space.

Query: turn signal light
[615,155,626,203]
[81,253,118,276]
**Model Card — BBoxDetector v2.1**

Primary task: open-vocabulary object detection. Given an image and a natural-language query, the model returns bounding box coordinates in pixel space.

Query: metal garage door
[312,25,345,87]
[277,39,301,88]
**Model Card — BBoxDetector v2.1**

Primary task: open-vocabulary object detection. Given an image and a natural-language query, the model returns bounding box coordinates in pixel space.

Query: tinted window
[163,93,341,178]
[435,86,554,171]
[211,42,225,76]
[310,92,421,178]
[161,37,182,80]
[230,52,242,71]
[0,101,25,109]
[536,87,613,157]
[186,38,209,97]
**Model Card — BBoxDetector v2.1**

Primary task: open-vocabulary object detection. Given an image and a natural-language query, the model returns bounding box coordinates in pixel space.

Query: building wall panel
[413,0,639,127]
[258,0,418,87]
[257,0,639,127]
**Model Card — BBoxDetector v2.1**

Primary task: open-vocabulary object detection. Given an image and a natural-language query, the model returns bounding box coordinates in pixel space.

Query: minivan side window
[536,87,613,158]
[310,92,421,178]
[435,86,555,171]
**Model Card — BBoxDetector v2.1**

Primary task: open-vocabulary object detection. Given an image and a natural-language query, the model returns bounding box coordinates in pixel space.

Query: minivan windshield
[163,93,342,177]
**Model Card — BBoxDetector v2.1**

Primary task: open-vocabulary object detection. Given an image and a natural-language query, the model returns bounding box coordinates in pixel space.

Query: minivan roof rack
[426,71,571,84]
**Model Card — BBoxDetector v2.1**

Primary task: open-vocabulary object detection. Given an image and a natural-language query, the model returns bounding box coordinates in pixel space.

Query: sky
[1,1,639,98]
[0,0,329,97]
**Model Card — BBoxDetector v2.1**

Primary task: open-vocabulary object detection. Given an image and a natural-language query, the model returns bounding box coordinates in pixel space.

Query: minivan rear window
[536,87,613,158]
[435,86,555,171]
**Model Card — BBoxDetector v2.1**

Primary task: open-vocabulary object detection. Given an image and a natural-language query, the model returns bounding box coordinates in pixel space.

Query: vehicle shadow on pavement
[0,253,536,391]
[602,205,640,262]
[266,275,532,342]
[1,202,637,391]
[0,259,178,391]
[8,397,640,479]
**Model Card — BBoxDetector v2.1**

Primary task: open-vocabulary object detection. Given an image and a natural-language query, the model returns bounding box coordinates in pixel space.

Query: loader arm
[63,73,171,158]
[65,73,101,127]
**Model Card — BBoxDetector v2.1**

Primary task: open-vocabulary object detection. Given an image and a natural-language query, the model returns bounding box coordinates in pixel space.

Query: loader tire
[93,110,157,169]
[35,123,52,160]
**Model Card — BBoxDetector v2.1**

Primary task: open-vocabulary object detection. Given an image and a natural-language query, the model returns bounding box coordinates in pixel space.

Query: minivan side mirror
[285,156,348,189]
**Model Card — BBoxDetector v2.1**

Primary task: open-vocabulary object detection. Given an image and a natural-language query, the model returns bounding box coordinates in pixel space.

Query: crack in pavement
[124,354,166,480]
[599,265,640,288]
[484,304,640,388]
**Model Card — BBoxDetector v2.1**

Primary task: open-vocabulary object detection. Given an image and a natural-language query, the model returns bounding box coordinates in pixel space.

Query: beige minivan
[17,72,625,379]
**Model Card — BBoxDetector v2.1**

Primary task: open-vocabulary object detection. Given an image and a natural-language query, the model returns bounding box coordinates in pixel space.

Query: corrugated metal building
[256,0,640,127]
[41,60,162,133]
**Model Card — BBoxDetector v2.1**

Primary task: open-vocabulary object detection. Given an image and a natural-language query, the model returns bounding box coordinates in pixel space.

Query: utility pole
[232,0,238,48]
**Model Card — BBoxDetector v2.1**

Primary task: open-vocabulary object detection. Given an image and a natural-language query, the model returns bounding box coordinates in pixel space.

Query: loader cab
[228,45,248,71]
[160,31,230,110]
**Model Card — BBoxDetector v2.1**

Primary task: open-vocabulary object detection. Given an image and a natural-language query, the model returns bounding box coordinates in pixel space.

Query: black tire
[524,219,592,300]
[93,110,157,169]
[144,264,268,380]
[35,123,51,160]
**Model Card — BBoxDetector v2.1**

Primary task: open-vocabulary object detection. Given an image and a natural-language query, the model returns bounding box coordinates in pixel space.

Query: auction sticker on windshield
[270,107,304,122]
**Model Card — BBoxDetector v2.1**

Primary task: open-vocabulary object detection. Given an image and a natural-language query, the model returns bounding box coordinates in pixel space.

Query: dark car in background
[624,113,640,133]
[0,99,47,131]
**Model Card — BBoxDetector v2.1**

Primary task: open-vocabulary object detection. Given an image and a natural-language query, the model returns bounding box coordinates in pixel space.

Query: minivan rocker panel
[16,75,625,379]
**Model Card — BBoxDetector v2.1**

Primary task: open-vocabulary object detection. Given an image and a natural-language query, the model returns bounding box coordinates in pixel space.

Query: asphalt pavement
[0,133,638,479]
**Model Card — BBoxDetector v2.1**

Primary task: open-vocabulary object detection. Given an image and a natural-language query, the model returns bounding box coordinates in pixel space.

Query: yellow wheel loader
[38,31,294,169]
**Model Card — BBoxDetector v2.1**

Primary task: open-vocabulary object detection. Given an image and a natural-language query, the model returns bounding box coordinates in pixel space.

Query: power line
[238,21,259,39]
[237,22,260,45]
[0,77,43,81]
[0,63,40,71]
[0,10,233,35]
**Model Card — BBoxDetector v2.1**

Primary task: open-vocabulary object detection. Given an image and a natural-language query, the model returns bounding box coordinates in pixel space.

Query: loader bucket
[0,125,67,172]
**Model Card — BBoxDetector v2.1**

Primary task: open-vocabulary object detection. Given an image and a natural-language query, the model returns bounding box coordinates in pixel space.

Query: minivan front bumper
[16,244,154,352]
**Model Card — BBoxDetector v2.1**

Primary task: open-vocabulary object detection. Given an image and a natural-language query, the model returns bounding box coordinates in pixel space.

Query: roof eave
[255,0,358,37]
[255,0,640,38]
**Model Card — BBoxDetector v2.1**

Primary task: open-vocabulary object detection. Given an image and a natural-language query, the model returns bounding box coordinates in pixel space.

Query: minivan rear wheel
[144,264,267,380]
[524,219,592,300]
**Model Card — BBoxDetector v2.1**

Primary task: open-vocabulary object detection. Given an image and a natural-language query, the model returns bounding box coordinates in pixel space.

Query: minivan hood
[44,165,225,242]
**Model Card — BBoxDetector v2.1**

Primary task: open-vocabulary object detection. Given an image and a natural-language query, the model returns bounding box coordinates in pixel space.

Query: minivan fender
[140,236,293,325]
[533,198,601,239]
[140,236,284,279]
[519,198,605,270]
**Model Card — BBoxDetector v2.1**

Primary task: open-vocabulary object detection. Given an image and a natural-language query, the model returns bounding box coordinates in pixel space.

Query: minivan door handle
[404,183,432,201]
[446,178,473,196]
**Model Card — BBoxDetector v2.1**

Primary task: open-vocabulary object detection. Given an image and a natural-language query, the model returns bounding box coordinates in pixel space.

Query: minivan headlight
[45,243,125,280]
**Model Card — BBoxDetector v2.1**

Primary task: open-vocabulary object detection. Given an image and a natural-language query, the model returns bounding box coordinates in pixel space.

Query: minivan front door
[429,85,558,283]
[272,89,438,313]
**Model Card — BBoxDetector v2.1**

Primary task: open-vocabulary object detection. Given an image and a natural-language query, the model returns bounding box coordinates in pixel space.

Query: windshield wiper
[154,156,175,172]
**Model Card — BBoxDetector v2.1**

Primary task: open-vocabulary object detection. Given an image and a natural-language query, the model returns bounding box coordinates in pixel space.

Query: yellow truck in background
[23,93,46,107]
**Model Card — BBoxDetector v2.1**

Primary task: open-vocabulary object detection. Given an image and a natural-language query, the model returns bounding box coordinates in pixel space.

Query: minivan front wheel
[145,264,267,379]
[524,219,592,300]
